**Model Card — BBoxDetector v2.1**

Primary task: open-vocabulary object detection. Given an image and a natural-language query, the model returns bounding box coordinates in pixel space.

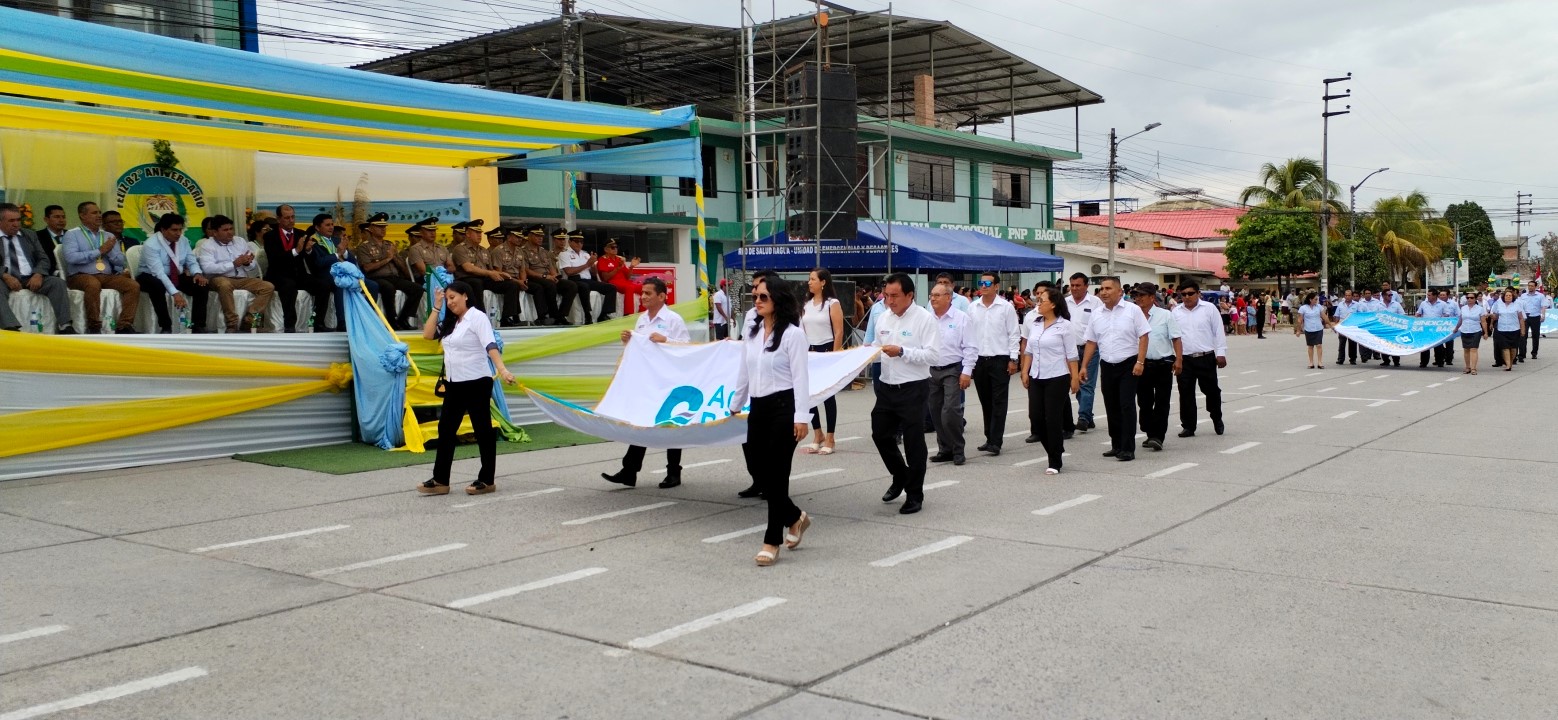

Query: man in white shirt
[1170,280,1227,438]
[559,230,617,323]
[1080,277,1152,461]
[935,272,971,312]
[870,272,941,515]
[711,279,731,340]
[1520,281,1548,360]
[603,277,692,489]
[967,271,1020,456]
[1064,272,1105,433]
[1330,289,1358,365]
[194,215,275,332]
[1131,282,1182,452]
[927,282,977,466]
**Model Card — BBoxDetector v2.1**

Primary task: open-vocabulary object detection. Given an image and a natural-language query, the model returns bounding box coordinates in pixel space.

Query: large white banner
[529,337,878,448]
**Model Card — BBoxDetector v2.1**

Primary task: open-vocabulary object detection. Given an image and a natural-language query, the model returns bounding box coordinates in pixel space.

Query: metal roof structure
[354,12,1103,128]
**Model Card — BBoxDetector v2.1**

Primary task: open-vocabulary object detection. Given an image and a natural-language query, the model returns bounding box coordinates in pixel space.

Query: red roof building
[1062,207,1247,250]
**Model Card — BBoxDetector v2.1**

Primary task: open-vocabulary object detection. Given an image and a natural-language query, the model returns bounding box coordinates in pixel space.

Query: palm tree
[1365,191,1453,287]
[1239,157,1346,214]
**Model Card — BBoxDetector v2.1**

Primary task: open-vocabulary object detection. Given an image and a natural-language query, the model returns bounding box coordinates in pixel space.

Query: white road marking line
[451,487,565,509]
[924,480,961,491]
[1333,411,1358,419]
[311,543,467,577]
[562,502,677,526]
[1235,405,1264,413]
[1238,384,1261,390]
[1368,400,1389,407]
[1349,380,1366,385]
[1374,374,1390,379]
[447,568,608,609]
[1305,372,1323,377]
[653,459,728,474]
[1221,442,1260,455]
[191,525,349,553]
[1145,462,1198,479]
[1134,432,1146,439]
[1316,387,1336,393]
[1400,390,1419,396]
[1446,377,1460,383]
[1003,431,1027,438]
[0,667,208,720]
[626,597,786,649]
[1007,408,1027,414]
[1240,370,1258,374]
[835,436,861,442]
[1284,425,1316,434]
[0,625,69,645]
[1012,458,1042,467]
[869,536,974,567]
[702,524,767,543]
[791,468,842,480]
[1032,495,1102,516]
[1278,396,1301,402]
[1427,383,1442,388]
[1275,377,1295,382]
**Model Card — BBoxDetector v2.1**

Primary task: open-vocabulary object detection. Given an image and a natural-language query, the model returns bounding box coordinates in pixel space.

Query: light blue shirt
[1354,297,1382,313]
[1331,299,1354,320]
[1521,291,1549,318]
[62,226,127,276]
[951,294,970,313]
[1143,304,1182,360]
[1458,304,1486,335]
[1379,294,1404,314]
[1416,299,1442,318]
[1492,300,1524,331]
[1297,303,1325,331]
[863,298,887,339]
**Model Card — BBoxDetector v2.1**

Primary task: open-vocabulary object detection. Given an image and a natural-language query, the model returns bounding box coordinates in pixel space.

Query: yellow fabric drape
[0,330,322,378]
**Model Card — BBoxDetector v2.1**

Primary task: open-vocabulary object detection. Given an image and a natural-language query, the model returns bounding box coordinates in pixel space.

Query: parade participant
[1491,288,1525,372]
[417,280,517,496]
[263,204,330,333]
[729,275,813,566]
[1132,283,1181,452]
[560,230,617,323]
[0,202,75,334]
[968,271,1020,457]
[595,237,644,316]
[1520,281,1548,360]
[355,212,424,330]
[1436,289,1458,367]
[1352,288,1383,362]
[1019,286,1079,474]
[62,201,140,333]
[1331,289,1357,364]
[870,273,940,515]
[1295,292,1331,369]
[1080,277,1150,462]
[711,278,731,340]
[801,267,845,455]
[404,217,452,281]
[135,212,209,334]
[935,272,971,312]
[194,215,274,333]
[1376,286,1404,367]
[1417,289,1455,368]
[1065,272,1104,433]
[518,225,567,324]
[1458,291,1487,375]
[927,282,976,466]
[602,278,691,488]
[1171,280,1227,438]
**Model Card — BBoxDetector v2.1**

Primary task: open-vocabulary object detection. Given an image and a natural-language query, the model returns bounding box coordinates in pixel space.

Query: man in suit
[262,203,331,332]
[135,211,210,333]
[0,202,76,333]
[35,204,68,261]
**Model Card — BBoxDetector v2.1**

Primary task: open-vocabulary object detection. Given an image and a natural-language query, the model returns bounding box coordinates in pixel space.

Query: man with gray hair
[0,202,75,333]
[927,281,977,466]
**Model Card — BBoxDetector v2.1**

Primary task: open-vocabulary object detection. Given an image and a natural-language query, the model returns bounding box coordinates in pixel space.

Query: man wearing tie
[62,201,140,333]
[0,202,75,333]
[36,204,68,260]
[263,204,331,332]
[135,212,210,333]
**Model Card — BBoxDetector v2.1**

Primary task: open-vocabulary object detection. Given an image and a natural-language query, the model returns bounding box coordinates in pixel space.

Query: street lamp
[1107,122,1161,276]
[1347,166,1388,289]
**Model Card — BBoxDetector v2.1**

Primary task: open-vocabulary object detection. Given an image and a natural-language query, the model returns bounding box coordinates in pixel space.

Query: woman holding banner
[1459,291,1488,375]
[417,280,517,496]
[802,267,845,455]
[1491,288,1526,372]
[1294,292,1332,369]
[731,276,812,567]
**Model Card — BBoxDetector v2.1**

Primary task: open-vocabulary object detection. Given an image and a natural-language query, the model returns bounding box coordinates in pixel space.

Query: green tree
[1327,235,1385,291]
[1223,208,1320,292]
[1239,157,1346,214]
[1444,201,1504,285]
[1364,191,1452,287]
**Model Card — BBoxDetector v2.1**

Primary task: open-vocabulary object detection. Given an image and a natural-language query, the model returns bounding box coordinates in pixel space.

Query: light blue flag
[1336,312,1458,356]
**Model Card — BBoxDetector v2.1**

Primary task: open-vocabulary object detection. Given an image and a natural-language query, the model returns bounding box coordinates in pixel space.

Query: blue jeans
[1076,344,1100,422]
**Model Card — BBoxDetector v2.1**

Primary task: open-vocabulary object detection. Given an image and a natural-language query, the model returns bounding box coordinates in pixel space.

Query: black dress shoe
[1025,434,1041,443]
[986,447,1000,457]
[658,476,681,489]
[1102,449,1119,458]
[1083,419,1096,431]
[882,484,903,503]
[898,499,922,515]
[1213,420,1225,436]
[601,471,637,487]
[737,483,763,498]
[953,455,966,466]
[1115,452,1135,462]
[930,452,954,463]
[1177,430,1195,438]
[1144,438,1162,451]
[1062,430,1074,440]
[976,443,992,453]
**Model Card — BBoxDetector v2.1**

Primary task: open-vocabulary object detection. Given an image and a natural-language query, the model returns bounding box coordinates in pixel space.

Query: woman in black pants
[1019,287,1080,475]
[731,276,813,566]
[417,281,517,496]
[801,267,845,454]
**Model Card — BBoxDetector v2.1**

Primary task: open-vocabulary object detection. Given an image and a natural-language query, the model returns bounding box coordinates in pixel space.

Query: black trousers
[1136,358,1174,442]
[1028,374,1069,470]
[871,378,929,501]
[456,276,488,311]
[370,274,423,322]
[526,277,559,318]
[573,278,618,321]
[1337,336,1358,363]
[433,377,496,484]
[1525,317,1542,358]
[808,342,838,432]
[1099,357,1139,453]
[270,273,332,330]
[748,392,803,546]
[621,445,682,477]
[1255,307,1267,338]
[1177,354,1222,432]
[135,272,209,332]
[1421,338,1456,366]
[486,279,523,322]
[928,365,966,457]
[553,278,581,320]
[713,322,730,340]
[972,355,1010,447]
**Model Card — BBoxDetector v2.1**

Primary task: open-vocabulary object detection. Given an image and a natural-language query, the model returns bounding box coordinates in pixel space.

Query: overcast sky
[257,0,1557,240]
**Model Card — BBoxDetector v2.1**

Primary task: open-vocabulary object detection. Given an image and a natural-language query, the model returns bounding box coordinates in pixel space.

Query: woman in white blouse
[731,276,813,566]
[1458,291,1488,375]
[801,267,845,455]
[1019,287,1081,475]
[417,280,517,496]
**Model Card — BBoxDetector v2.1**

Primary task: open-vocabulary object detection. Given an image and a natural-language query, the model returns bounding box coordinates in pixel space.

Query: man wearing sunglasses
[968,271,1021,456]
[1170,280,1227,438]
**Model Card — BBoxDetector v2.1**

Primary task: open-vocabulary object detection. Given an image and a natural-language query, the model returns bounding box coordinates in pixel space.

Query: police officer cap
[357,212,389,231]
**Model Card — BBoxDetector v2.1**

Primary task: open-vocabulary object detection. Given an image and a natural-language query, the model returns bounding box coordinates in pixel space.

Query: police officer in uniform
[520,225,566,325]
[405,217,452,282]
[355,212,424,330]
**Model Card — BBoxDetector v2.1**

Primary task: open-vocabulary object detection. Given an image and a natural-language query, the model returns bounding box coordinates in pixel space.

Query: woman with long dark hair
[1294,292,1331,369]
[417,281,517,496]
[1491,288,1526,372]
[1019,287,1080,475]
[801,267,844,455]
[730,276,813,566]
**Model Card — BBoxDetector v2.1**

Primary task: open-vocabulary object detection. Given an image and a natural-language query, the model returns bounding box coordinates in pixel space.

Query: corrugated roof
[1066,208,1246,240]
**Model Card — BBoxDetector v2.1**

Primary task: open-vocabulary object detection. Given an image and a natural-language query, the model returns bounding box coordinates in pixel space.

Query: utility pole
[1452,223,1461,291]
[1320,73,1351,296]
[1347,166,1388,290]
[560,0,577,231]
[1106,122,1161,276]
[1515,191,1533,267]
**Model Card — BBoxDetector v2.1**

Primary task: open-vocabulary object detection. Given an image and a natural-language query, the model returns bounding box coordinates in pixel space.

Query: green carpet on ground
[234,423,605,475]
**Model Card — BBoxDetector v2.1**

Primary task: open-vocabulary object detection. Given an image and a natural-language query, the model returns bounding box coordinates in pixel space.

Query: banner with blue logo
[1543,309,1558,336]
[528,337,878,448]
[1335,312,1459,356]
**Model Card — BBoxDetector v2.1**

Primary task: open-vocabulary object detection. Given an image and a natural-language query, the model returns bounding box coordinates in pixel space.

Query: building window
[497,167,528,185]
[679,144,718,197]
[907,153,954,203]
[992,165,1030,208]
[582,138,650,194]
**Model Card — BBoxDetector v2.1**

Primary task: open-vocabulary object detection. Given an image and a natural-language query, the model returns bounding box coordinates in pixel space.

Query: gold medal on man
[95,259,106,271]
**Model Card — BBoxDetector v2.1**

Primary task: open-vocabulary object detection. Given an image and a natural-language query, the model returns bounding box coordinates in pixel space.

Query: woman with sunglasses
[595,239,644,315]
[730,276,813,566]
[1458,291,1487,374]
[801,267,844,455]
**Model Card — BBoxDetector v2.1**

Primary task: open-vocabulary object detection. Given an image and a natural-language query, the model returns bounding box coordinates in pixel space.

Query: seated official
[355,212,423,330]
[62,201,141,333]
[195,214,275,332]
[135,212,211,334]
[0,202,76,333]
